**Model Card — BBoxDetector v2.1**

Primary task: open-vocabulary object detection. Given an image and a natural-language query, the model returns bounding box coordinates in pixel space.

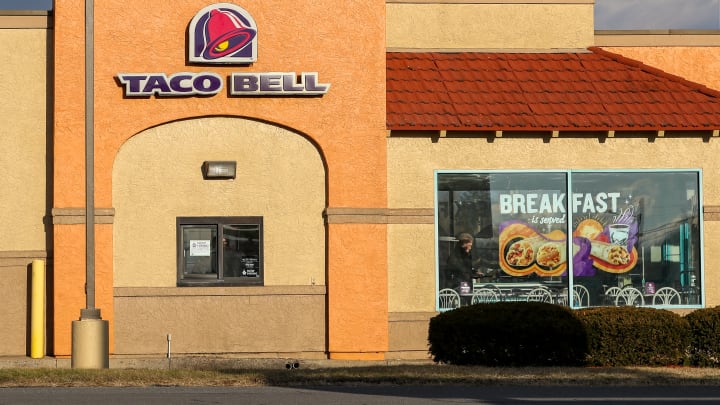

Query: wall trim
[388,311,437,322]
[51,205,718,227]
[52,208,115,224]
[596,30,720,47]
[327,207,720,223]
[0,250,48,268]
[115,285,327,297]
[0,14,51,29]
[387,0,593,4]
[704,206,720,221]
[324,208,434,224]
[387,47,591,53]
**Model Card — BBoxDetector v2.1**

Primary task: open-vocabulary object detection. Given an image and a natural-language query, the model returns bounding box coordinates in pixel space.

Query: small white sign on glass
[190,240,211,257]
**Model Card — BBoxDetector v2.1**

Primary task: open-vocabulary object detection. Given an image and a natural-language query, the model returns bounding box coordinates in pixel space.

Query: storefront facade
[51,0,389,360]
[3,0,720,360]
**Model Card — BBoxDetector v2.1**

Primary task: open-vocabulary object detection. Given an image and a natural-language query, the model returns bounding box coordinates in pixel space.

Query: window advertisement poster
[436,170,702,309]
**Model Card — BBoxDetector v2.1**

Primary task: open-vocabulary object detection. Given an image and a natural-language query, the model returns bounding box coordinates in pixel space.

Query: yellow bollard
[30,260,45,358]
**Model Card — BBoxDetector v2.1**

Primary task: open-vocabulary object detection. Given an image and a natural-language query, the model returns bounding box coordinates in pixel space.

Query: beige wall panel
[0,264,29,355]
[387,312,435,359]
[0,28,47,250]
[387,136,719,309]
[0,252,47,356]
[703,221,719,307]
[114,288,325,355]
[388,224,437,312]
[388,137,720,206]
[113,117,325,287]
[387,4,594,49]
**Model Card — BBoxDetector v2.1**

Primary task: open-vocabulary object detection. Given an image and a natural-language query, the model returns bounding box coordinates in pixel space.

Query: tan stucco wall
[387,311,434,360]
[0,27,48,251]
[0,261,31,355]
[113,117,326,288]
[388,224,436,312]
[386,136,720,314]
[113,286,326,356]
[386,2,594,49]
[0,16,49,356]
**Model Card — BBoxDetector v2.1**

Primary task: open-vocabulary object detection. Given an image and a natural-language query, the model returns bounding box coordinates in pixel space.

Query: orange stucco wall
[603,47,720,92]
[53,0,387,357]
[328,224,388,359]
[52,225,114,355]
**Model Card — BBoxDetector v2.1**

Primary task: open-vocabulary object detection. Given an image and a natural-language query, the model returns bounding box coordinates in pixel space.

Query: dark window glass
[177,217,263,286]
[436,170,702,310]
[570,171,701,307]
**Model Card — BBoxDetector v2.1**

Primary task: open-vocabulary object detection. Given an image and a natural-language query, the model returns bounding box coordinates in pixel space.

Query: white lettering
[595,192,609,213]
[571,192,622,214]
[500,192,621,215]
[117,71,330,98]
[540,214,566,224]
[118,72,223,97]
[582,194,596,213]
[231,72,330,95]
[553,193,566,213]
[512,194,526,214]
[538,194,551,213]
[500,194,513,214]
[526,193,538,213]
[499,193,566,215]
[607,192,620,213]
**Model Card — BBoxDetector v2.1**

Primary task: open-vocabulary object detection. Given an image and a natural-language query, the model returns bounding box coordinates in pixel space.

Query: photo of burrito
[505,239,535,267]
[498,221,569,276]
[536,242,565,269]
[590,240,630,265]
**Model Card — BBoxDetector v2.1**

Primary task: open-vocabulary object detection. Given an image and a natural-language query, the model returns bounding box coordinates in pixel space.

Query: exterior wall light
[202,161,236,179]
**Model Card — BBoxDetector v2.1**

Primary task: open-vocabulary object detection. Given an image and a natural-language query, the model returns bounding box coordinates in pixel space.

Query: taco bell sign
[189,3,258,64]
[117,3,330,98]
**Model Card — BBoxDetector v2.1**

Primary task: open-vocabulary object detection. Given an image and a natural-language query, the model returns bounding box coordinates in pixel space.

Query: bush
[576,306,690,366]
[686,306,720,367]
[428,302,588,366]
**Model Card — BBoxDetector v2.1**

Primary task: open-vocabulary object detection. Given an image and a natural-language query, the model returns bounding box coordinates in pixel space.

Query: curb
[0,356,434,370]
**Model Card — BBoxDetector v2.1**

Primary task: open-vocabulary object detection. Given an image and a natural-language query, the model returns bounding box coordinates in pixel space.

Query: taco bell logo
[189,3,257,64]
[117,3,330,97]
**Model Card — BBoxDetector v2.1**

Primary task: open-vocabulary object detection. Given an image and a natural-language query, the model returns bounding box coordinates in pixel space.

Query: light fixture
[202,161,236,179]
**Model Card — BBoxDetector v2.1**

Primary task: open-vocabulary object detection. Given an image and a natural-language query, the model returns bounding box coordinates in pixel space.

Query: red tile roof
[386,47,720,132]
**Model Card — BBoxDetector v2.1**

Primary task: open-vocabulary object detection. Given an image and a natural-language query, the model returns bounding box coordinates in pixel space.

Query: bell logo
[117,3,330,97]
[189,3,257,64]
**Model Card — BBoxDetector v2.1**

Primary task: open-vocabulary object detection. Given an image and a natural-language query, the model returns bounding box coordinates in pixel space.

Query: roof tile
[387,48,720,131]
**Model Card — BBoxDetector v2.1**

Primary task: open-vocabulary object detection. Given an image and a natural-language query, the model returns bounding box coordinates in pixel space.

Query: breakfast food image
[574,218,604,240]
[590,240,631,266]
[498,217,637,276]
[498,221,568,276]
[505,239,535,267]
[536,242,564,269]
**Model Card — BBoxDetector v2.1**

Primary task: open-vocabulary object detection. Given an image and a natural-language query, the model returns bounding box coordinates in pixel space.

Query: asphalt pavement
[3,385,720,405]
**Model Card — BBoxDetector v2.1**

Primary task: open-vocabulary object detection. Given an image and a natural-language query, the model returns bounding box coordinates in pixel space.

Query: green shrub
[576,306,690,366]
[686,306,720,367]
[428,302,588,366]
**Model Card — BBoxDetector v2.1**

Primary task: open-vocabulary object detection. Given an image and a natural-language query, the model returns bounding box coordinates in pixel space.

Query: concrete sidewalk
[0,356,433,370]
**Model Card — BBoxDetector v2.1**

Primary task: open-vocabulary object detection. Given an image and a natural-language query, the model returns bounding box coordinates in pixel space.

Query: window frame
[176,216,264,287]
[434,169,704,310]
